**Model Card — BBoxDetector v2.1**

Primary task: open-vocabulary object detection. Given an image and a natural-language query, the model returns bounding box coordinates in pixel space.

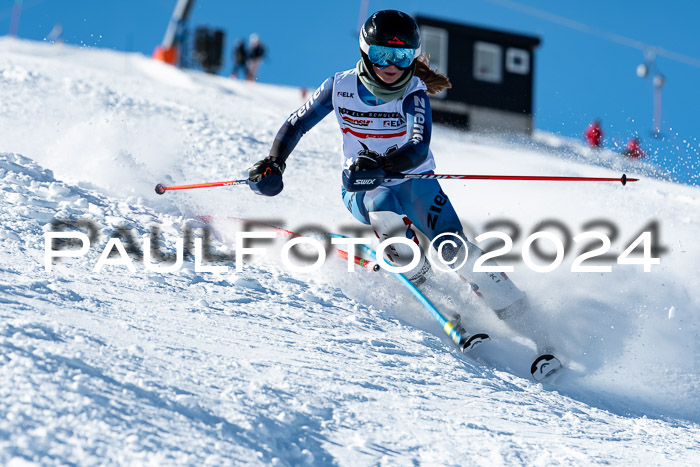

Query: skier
[230,38,247,79]
[623,137,645,159]
[584,119,604,148]
[247,10,560,380]
[246,33,266,81]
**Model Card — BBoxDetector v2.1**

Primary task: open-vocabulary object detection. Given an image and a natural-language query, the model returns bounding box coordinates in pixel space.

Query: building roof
[415,15,541,49]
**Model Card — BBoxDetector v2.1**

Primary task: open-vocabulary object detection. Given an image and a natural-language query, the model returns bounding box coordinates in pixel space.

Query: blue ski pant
[341,178,463,246]
[342,177,529,318]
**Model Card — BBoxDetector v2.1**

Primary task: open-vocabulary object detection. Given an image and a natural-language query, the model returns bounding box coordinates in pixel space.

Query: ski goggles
[366,45,418,69]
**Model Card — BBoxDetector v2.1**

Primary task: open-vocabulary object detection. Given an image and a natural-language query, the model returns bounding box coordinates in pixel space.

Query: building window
[420,25,449,98]
[506,48,530,74]
[473,41,502,83]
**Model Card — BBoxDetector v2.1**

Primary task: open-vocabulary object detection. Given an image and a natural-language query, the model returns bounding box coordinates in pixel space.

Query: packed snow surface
[1,38,699,465]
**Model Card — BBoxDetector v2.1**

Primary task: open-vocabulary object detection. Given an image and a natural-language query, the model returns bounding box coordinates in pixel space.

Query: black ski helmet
[359,10,422,89]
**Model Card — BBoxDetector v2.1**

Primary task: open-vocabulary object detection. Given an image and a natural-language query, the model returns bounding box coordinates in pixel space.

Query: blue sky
[3,0,699,184]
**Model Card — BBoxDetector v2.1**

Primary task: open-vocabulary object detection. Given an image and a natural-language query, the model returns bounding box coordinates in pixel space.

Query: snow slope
[1,38,699,465]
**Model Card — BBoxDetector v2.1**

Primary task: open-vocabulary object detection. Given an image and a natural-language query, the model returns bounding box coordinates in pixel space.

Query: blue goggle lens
[367,45,416,69]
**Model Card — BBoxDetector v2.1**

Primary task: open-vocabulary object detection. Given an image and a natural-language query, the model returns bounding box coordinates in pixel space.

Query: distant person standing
[246,33,266,81]
[230,38,247,79]
[623,137,646,159]
[584,120,603,148]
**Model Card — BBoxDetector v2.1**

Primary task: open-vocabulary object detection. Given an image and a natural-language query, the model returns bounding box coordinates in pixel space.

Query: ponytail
[414,55,452,95]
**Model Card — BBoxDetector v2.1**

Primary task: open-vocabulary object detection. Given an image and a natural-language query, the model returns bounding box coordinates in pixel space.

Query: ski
[459,332,490,352]
[327,233,490,354]
[530,354,562,382]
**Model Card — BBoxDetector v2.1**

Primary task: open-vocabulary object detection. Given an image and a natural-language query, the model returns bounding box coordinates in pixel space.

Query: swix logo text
[354,179,375,185]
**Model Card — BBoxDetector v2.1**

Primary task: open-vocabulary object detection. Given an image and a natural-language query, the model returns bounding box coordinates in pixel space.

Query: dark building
[415,15,541,134]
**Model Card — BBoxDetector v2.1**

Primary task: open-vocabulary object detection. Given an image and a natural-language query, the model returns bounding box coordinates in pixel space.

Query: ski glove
[248,156,285,196]
[348,142,393,172]
[343,143,392,192]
